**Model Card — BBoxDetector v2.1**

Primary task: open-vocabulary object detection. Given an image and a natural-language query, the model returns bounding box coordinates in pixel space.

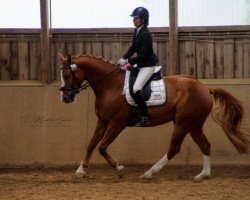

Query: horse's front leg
[98,121,126,177]
[76,119,107,177]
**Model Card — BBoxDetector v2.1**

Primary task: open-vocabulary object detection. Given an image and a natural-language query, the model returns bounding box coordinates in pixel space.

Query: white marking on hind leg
[141,153,168,179]
[194,155,211,182]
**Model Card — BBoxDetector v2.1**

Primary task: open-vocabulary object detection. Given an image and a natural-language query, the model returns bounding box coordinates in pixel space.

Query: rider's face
[133,17,143,27]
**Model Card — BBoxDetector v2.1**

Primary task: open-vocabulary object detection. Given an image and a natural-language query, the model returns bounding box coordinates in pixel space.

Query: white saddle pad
[123,66,167,106]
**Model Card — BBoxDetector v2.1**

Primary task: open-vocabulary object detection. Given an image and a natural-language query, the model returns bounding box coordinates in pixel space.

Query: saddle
[123,66,167,107]
[123,66,167,127]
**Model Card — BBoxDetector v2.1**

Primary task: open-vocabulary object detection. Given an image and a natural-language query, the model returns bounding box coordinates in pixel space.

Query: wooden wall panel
[91,42,102,57]
[1,30,250,81]
[121,42,130,60]
[73,42,84,55]
[204,41,214,79]
[10,42,19,80]
[165,41,169,74]
[243,39,250,78]
[157,41,167,75]
[50,42,56,81]
[66,42,74,55]
[54,42,66,80]
[102,42,111,60]
[178,41,186,74]
[185,41,196,76]
[0,42,10,80]
[196,42,205,79]
[235,39,244,78]
[18,42,29,80]
[84,42,92,55]
[215,41,224,78]
[29,42,39,80]
[153,42,158,56]
[110,42,121,63]
[223,39,235,78]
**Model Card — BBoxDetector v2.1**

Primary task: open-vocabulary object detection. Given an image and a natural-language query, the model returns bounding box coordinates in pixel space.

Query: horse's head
[59,53,85,103]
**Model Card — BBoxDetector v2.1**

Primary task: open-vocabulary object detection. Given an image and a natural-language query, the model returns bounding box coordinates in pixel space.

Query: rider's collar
[136,25,143,35]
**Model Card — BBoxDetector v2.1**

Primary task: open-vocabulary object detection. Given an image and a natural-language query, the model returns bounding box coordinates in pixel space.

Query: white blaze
[60,68,65,101]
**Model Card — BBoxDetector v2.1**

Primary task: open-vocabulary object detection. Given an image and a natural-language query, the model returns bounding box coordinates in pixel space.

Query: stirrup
[138,116,151,126]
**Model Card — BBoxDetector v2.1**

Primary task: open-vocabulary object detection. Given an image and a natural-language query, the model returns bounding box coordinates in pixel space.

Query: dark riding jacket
[123,26,158,68]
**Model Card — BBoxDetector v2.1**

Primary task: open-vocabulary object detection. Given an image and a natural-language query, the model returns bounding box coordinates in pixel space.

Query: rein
[60,66,120,93]
[79,67,120,91]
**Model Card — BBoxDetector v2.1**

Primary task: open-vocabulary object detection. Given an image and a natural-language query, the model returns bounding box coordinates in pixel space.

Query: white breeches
[133,66,156,93]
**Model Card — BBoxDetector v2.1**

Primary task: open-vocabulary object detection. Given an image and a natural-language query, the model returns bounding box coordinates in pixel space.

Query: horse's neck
[75,56,123,95]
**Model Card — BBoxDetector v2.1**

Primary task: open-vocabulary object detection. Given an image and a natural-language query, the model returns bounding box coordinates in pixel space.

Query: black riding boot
[134,90,151,126]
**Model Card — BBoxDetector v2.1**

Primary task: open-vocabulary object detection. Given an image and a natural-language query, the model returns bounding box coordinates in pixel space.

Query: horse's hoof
[116,165,125,178]
[75,169,86,178]
[75,172,86,178]
[194,173,210,182]
[194,175,203,182]
[116,165,124,172]
[140,172,153,179]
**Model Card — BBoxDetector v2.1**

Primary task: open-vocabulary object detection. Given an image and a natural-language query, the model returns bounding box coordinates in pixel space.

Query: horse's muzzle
[62,95,73,103]
[60,87,76,103]
[61,91,75,104]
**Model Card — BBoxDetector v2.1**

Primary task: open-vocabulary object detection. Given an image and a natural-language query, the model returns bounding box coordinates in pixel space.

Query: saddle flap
[123,67,167,107]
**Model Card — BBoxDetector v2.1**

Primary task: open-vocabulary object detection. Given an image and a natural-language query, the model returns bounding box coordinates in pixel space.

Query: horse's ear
[67,54,72,64]
[58,53,65,62]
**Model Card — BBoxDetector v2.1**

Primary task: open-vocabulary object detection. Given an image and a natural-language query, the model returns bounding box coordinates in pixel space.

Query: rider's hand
[117,58,128,66]
[120,63,131,70]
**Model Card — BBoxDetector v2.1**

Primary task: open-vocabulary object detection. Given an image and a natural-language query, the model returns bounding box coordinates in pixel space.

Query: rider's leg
[133,66,156,125]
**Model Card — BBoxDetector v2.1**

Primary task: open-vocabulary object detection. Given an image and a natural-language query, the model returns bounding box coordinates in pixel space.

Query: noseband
[59,64,120,94]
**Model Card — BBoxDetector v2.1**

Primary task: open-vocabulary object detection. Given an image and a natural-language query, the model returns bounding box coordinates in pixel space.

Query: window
[51,0,169,28]
[0,0,249,28]
[179,0,250,26]
[0,0,40,28]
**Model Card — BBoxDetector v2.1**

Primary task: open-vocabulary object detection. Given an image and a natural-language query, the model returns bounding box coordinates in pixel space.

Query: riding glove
[118,58,128,66]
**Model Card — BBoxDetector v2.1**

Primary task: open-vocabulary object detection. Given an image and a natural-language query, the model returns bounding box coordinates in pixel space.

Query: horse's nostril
[63,96,69,102]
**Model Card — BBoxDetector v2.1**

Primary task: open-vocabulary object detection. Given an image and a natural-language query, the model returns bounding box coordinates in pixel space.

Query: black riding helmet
[130,7,149,26]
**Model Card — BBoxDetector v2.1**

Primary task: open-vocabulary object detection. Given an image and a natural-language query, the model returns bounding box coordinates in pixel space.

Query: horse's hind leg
[189,126,211,181]
[141,124,189,179]
[76,119,107,176]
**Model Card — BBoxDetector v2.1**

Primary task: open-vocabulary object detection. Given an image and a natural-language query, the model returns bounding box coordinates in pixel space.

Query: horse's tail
[209,88,249,154]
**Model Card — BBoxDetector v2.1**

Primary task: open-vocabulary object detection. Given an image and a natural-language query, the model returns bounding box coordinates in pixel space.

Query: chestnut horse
[59,53,249,181]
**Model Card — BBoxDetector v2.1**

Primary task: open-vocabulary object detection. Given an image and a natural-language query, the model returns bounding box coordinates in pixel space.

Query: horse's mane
[72,54,116,67]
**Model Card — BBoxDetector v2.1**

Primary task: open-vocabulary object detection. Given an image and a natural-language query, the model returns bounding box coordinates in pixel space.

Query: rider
[118,7,158,126]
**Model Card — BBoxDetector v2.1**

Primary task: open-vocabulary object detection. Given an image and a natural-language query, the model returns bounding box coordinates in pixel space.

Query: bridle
[59,64,120,94]
[59,66,82,94]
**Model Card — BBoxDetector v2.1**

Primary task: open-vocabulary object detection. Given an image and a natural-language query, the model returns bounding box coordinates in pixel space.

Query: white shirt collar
[136,25,143,35]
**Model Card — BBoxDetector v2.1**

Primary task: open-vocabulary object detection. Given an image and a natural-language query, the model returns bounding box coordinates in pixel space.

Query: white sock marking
[76,161,85,175]
[194,155,211,181]
[143,153,168,179]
